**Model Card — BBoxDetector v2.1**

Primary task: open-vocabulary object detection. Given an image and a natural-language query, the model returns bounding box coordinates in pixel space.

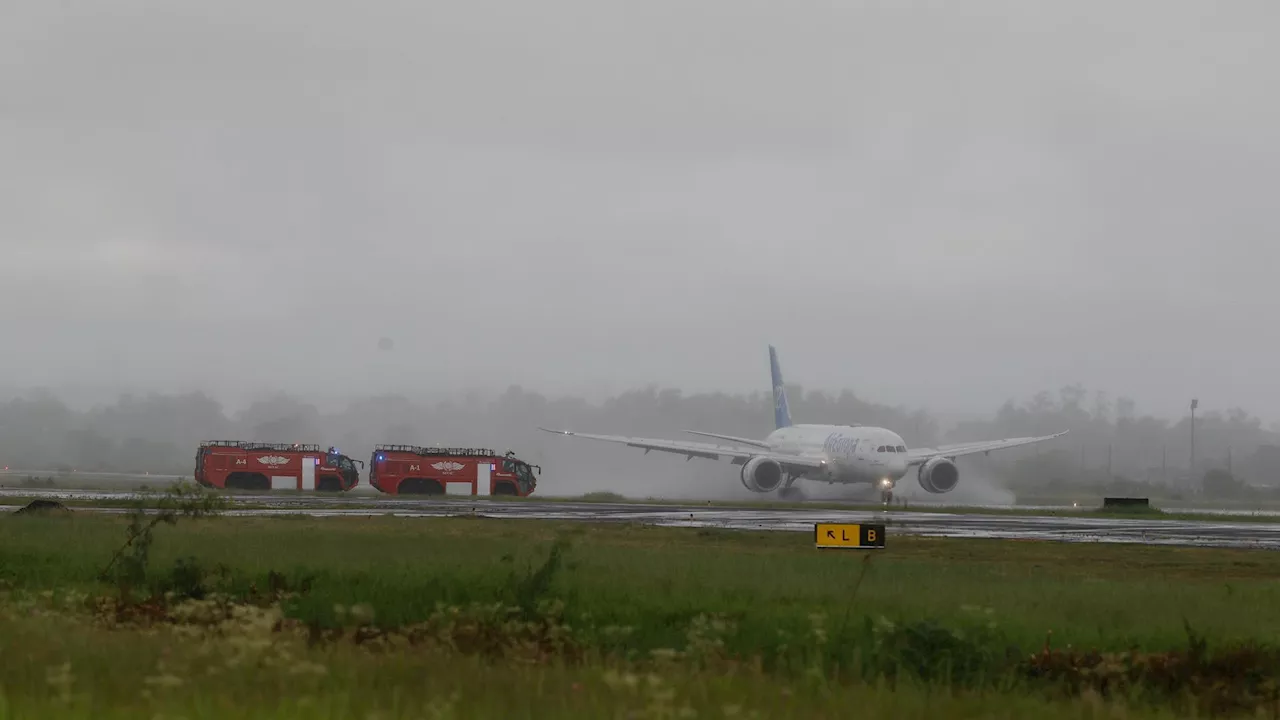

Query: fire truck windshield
[329,452,357,476]
[502,458,536,493]
[515,462,535,494]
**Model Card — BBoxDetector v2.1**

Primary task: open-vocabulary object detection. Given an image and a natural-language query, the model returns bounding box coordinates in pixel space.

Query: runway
[4,487,1280,549]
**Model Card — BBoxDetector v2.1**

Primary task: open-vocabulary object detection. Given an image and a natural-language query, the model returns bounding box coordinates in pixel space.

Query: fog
[2,1,1278,495]
[3,383,1279,504]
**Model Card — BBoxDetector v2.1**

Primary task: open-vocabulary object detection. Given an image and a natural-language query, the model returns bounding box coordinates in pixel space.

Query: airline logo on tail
[769,344,793,429]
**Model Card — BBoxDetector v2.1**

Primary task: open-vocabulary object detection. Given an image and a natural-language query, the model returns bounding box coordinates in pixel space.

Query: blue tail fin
[769,345,793,429]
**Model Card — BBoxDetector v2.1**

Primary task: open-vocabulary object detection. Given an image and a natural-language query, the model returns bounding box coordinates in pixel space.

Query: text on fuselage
[823,433,860,456]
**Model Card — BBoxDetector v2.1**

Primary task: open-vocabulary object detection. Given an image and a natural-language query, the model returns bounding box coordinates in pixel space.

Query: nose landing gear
[878,479,895,505]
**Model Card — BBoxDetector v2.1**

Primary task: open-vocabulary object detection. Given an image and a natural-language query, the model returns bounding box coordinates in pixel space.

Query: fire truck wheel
[316,476,343,492]
[398,478,444,495]
[225,472,269,491]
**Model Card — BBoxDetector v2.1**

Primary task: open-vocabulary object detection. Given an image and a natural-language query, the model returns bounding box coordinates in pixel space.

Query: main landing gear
[777,474,806,501]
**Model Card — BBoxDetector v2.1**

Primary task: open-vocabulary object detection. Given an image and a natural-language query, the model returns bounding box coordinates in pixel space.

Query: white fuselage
[764,423,909,486]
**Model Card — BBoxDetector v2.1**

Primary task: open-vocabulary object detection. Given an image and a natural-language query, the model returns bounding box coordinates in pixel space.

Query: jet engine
[740,456,784,493]
[917,456,959,494]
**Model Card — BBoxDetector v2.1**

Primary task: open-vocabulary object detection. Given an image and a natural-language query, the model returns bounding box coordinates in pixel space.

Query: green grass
[0,473,178,491]
[7,513,1273,651]
[4,510,1280,715]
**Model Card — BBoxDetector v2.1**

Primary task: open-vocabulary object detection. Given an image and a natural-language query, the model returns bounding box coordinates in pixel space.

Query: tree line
[1,383,1276,496]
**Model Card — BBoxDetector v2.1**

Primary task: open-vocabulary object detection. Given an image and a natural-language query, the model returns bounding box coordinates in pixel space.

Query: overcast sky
[2,0,1277,420]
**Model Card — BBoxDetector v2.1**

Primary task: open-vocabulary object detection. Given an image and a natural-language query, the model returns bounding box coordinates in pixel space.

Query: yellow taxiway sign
[814,523,886,549]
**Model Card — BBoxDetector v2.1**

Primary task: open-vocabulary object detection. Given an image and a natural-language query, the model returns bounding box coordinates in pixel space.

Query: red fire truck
[368,445,540,496]
[194,441,362,492]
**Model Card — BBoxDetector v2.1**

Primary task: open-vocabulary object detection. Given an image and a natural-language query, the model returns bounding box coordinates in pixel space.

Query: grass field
[4,486,1280,718]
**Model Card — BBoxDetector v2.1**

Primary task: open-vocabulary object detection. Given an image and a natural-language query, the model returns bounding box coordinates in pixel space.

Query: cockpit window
[876,445,886,452]
[896,445,907,453]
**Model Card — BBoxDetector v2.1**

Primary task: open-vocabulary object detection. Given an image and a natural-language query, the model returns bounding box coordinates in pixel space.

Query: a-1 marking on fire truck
[368,445,540,496]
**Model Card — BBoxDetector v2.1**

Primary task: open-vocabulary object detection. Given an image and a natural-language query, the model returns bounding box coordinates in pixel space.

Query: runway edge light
[814,522,885,550]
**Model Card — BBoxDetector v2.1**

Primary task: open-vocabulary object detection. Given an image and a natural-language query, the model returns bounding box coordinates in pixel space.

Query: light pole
[1190,398,1198,476]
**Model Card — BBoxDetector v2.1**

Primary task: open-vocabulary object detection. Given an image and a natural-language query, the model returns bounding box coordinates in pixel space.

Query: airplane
[539,345,1068,503]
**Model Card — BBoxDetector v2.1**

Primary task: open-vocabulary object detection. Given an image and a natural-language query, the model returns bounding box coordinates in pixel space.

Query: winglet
[769,345,793,429]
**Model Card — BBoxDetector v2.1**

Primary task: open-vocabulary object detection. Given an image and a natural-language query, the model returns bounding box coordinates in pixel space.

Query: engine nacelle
[917,456,959,494]
[740,456,784,493]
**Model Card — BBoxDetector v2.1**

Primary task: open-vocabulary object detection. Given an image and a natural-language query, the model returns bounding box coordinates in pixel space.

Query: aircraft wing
[680,430,773,449]
[905,430,1069,466]
[537,427,828,471]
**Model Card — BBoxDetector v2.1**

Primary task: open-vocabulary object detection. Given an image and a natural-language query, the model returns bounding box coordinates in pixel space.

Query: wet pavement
[3,487,1280,550]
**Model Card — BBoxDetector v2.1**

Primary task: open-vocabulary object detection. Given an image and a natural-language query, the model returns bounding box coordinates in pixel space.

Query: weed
[1023,626,1280,715]
[97,480,229,600]
[508,535,570,617]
